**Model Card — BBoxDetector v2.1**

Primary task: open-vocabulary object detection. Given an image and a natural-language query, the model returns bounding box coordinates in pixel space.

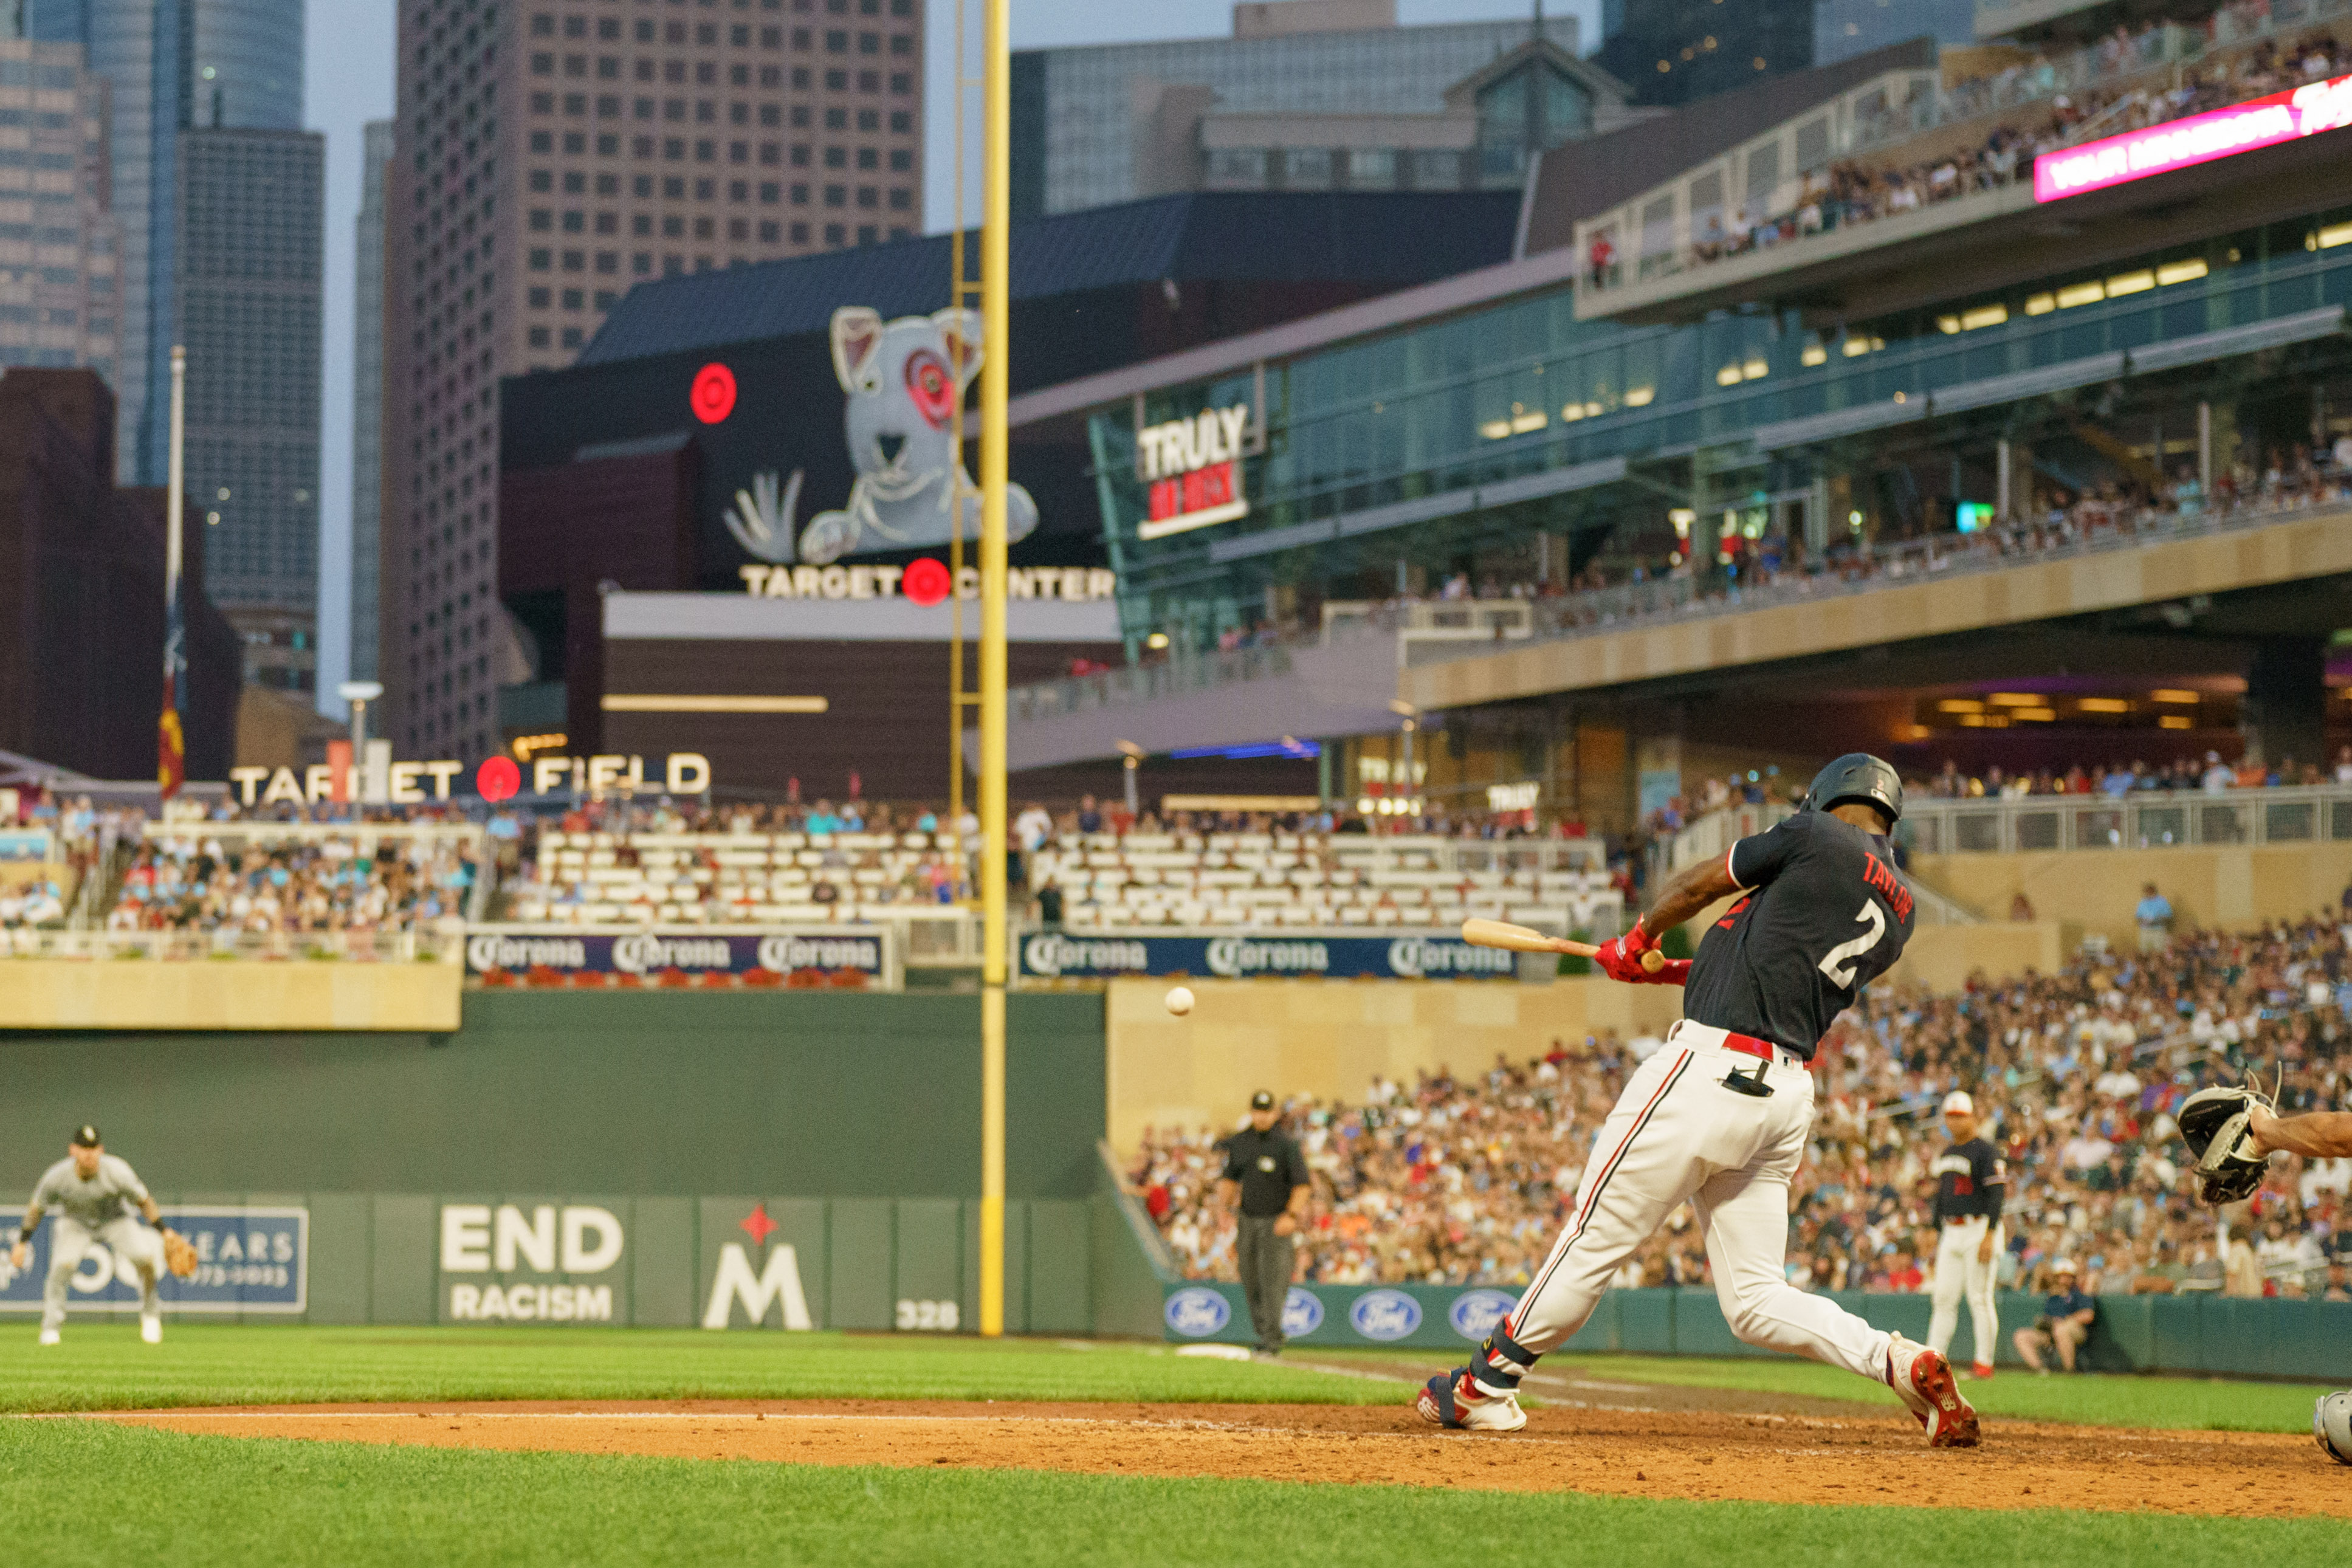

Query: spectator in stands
[2013,1260,2096,1373]
[2135,882,2174,952]
[2010,892,2037,922]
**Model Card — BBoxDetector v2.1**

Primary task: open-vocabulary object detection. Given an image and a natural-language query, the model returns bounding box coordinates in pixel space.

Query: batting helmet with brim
[1803,754,1903,825]
[2319,1392,2352,1465]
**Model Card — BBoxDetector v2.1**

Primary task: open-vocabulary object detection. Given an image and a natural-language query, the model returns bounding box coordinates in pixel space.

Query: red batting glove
[1594,921,1656,984]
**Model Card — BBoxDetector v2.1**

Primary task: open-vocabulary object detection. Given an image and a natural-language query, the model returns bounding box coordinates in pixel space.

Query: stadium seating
[501,829,1625,935]
[1133,916,2352,1298]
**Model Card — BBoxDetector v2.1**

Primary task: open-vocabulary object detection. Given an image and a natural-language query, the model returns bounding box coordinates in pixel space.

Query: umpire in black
[1219,1090,1312,1356]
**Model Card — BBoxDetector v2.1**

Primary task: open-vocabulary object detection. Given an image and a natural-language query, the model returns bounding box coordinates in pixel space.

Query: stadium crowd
[1597,4,2352,283]
[1130,915,2352,1301]
[104,831,479,935]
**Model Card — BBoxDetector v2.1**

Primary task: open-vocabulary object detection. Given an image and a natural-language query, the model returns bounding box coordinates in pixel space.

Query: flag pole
[160,345,187,798]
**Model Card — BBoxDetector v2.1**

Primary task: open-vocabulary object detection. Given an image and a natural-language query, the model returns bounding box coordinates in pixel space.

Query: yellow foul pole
[977,0,1011,1338]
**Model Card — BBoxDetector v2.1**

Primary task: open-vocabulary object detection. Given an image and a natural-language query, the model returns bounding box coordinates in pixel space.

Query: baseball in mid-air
[1164,985,1195,1017]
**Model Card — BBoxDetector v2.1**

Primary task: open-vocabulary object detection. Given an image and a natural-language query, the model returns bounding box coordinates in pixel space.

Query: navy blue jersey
[1931,1138,2006,1222]
[1680,811,1916,1058]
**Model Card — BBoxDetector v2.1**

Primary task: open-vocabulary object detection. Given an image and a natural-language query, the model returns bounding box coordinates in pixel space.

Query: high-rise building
[1594,0,1816,108]
[176,125,321,692]
[383,0,926,758]
[1813,0,1975,66]
[0,35,123,376]
[1010,1,1586,219]
[26,0,304,484]
[351,117,390,687]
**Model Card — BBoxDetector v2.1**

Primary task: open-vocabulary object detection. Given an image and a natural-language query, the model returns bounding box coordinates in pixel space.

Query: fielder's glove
[1594,923,1687,985]
[162,1229,198,1279]
[2176,1082,2274,1205]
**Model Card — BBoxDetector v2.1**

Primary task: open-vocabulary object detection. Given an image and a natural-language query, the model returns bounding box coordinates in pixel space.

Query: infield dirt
[92,1395,2344,1519]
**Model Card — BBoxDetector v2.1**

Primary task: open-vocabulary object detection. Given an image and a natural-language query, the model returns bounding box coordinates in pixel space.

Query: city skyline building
[0,34,123,377]
[350,115,389,687]
[26,0,304,484]
[382,0,927,758]
[176,124,322,692]
[1594,0,1817,107]
[1010,1,1583,219]
[1812,0,1976,66]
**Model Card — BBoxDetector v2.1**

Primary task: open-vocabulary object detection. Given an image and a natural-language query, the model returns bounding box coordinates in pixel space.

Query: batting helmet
[2317,1391,2352,1465]
[1803,754,1903,825]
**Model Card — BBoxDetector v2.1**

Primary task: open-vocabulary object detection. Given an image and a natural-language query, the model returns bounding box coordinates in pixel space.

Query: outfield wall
[0,991,1104,1200]
[0,958,462,1031]
[1155,1279,2352,1380]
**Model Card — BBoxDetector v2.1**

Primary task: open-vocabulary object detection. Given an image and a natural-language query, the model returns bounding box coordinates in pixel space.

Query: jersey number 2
[1818,899,1887,987]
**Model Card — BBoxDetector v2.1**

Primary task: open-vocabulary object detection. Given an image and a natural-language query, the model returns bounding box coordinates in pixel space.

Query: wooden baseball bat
[1460,918,1666,971]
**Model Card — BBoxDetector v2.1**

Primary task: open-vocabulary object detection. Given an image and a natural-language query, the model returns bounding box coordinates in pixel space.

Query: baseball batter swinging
[9,1126,188,1346]
[1925,1090,2005,1380]
[1416,755,1979,1446]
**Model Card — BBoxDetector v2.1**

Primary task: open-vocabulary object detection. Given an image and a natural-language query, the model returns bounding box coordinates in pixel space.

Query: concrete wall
[1104,977,1682,1151]
[1914,842,2352,954]
[0,958,462,1031]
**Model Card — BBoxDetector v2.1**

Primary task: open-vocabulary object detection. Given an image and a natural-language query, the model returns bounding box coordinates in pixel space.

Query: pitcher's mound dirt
[92,1397,2343,1518]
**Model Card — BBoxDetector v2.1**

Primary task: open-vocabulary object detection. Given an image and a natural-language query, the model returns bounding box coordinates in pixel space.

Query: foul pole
[977,0,1011,1338]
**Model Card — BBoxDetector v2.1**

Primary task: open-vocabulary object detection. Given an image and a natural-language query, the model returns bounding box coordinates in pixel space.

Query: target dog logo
[1164,1287,1232,1337]
[1448,1289,1516,1341]
[1348,1288,1423,1341]
[1281,1287,1324,1339]
[722,306,1040,567]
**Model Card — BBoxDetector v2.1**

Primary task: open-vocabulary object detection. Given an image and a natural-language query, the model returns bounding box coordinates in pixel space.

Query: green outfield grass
[2,1420,2344,1568]
[0,1324,1403,1412]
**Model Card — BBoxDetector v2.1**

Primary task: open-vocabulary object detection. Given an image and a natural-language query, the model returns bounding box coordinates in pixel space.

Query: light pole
[339,681,383,806]
[1116,740,1144,819]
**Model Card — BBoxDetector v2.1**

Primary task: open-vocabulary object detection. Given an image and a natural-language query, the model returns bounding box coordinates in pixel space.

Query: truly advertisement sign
[0,1207,307,1314]
[2035,70,2352,201]
[464,926,892,981]
[1017,930,1519,981]
[1136,404,1253,540]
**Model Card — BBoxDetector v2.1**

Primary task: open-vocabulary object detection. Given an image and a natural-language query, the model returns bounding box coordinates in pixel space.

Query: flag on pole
[159,596,185,799]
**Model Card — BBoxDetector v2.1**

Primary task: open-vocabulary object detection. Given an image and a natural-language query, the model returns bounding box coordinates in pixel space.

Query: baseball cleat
[1969,1362,1995,1381]
[36,1329,58,1346]
[1415,1366,1527,1433]
[1885,1335,1979,1448]
[140,1313,162,1344]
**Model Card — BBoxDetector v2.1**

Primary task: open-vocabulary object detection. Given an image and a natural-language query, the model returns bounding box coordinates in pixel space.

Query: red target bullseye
[690,362,737,424]
[477,755,522,802]
[903,557,951,606]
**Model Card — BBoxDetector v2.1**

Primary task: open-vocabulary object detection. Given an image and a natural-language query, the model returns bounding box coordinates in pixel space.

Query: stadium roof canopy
[578,189,1524,372]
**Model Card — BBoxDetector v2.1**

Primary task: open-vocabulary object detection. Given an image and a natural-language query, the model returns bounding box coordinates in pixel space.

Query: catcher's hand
[161,1228,198,1279]
[2178,1082,2275,1205]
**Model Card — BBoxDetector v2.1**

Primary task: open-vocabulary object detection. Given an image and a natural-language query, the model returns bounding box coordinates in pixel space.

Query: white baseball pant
[1927,1216,2002,1368]
[43,1216,163,1332]
[1495,1023,1888,1382]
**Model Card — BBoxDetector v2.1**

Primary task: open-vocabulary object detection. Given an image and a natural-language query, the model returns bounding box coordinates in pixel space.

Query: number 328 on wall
[895,1298,960,1331]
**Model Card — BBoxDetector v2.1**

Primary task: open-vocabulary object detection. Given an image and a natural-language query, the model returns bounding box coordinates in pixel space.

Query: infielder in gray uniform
[8,1126,179,1344]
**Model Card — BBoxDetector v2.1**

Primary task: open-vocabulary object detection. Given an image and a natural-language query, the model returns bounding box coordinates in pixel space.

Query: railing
[0,927,462,963]
[1011,641,1301,725]
[1319,599,1534,654]
[1905,782,2352,855]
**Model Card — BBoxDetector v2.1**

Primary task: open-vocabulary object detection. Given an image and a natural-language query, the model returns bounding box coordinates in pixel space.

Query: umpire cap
[1803,753,1903,825]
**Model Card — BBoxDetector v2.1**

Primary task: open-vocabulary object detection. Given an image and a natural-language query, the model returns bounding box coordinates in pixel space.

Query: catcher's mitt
[161,1228,198,1279]
[2177,1081,2274,1205]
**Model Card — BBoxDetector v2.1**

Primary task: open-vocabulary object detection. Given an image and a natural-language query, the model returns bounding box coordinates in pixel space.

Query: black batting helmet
[1803,754,1903,825]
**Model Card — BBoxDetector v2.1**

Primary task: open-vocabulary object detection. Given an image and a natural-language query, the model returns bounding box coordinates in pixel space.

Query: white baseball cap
[2052,1257,2077,1275]
[1941,1091,1975,1115]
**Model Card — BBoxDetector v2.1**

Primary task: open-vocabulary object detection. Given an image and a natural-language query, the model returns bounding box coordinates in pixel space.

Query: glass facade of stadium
[1084,201,2352,652]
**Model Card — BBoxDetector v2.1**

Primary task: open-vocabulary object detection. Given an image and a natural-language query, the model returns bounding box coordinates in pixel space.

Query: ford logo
[1163,1287,1231,1338]
[1448,1289,1516,1341]
[1280,1287,1324,1339]
[1347,1288,1423,1341]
